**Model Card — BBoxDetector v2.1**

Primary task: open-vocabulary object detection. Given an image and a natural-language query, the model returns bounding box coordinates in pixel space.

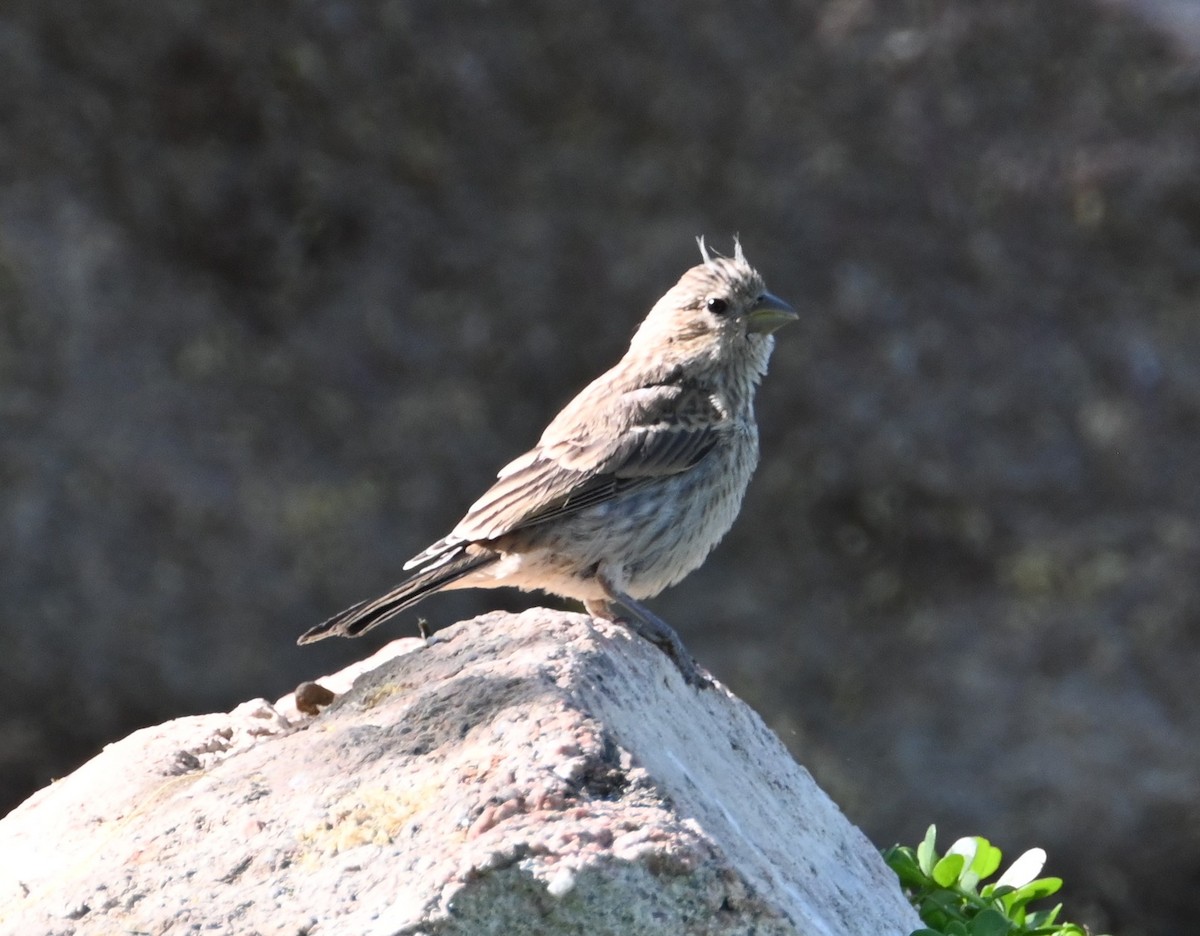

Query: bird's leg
[590,577,708,689]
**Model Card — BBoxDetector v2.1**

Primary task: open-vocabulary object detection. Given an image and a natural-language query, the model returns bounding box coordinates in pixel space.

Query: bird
[298,238,796,686]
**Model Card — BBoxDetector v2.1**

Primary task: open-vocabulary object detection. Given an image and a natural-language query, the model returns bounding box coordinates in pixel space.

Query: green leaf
[970,841,1003,880]
[1003,876,1063,917]
[1014,877,1062,902]
[1026,903,1062,928]
[967,908,1012,936]
[997,890,1026,927]
[918,825,939,875]
[885,846,928,888]
[921,888,969,928]
[932,853,966,888]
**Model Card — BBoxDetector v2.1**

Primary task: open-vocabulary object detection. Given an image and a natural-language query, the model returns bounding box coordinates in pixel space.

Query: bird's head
[628,238,796,372]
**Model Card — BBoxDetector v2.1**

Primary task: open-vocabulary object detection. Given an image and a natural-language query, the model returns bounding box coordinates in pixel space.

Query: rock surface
[0,611,919,935]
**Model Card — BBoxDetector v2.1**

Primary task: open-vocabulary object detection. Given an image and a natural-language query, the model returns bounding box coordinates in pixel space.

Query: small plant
[884,825,1102,936]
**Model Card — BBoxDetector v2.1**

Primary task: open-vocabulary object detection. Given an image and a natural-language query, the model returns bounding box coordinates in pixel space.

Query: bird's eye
[705,297,728,315]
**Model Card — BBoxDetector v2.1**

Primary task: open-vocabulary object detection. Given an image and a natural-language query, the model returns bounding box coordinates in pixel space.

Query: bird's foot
[587,590,710,689]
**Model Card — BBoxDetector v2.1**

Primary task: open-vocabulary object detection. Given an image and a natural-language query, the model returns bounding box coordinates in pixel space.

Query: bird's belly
[496,435,758,601]
[612,458,752,596]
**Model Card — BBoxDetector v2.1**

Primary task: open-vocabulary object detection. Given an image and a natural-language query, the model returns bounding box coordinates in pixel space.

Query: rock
[0,610,919,935]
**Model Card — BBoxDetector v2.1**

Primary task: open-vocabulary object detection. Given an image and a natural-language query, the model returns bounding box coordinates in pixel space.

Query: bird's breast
[599,423,759,597]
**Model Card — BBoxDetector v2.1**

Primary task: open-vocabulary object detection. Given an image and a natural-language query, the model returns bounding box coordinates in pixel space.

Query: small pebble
[294,682,336,715]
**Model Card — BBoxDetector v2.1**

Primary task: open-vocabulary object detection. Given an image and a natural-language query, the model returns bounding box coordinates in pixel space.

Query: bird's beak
[745,291,798,334]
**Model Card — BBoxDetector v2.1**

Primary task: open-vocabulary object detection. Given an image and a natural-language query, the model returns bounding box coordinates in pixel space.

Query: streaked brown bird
[299,238,796,685]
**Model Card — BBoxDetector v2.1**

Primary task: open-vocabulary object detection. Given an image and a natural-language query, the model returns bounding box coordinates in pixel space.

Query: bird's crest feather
[696,234,747,270]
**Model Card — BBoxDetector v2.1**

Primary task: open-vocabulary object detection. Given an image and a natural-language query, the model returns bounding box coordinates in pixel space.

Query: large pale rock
[0,611,919,935]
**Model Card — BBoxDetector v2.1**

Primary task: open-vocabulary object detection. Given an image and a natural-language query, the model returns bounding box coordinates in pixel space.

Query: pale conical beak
[745,291,798,334]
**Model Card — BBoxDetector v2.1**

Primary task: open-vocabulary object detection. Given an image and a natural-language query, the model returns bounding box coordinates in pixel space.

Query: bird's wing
[403,378,724,568]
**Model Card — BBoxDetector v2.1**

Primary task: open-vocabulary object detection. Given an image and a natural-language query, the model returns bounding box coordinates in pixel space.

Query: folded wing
[404,376,725,570]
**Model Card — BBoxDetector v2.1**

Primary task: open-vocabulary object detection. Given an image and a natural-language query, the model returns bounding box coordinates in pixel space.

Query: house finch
[299,238,796,686]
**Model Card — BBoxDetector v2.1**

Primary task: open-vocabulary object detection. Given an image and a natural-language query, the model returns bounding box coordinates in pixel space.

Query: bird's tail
[297,548,498,644]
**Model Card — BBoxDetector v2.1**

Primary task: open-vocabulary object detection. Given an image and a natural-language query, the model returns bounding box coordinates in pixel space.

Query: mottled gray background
[2,2,1198,933]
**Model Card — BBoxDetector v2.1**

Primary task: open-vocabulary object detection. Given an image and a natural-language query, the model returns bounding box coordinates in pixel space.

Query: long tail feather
[297,548,497,644]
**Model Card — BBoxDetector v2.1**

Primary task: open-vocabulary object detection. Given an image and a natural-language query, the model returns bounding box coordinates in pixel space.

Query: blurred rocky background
[1,1,1197,934]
